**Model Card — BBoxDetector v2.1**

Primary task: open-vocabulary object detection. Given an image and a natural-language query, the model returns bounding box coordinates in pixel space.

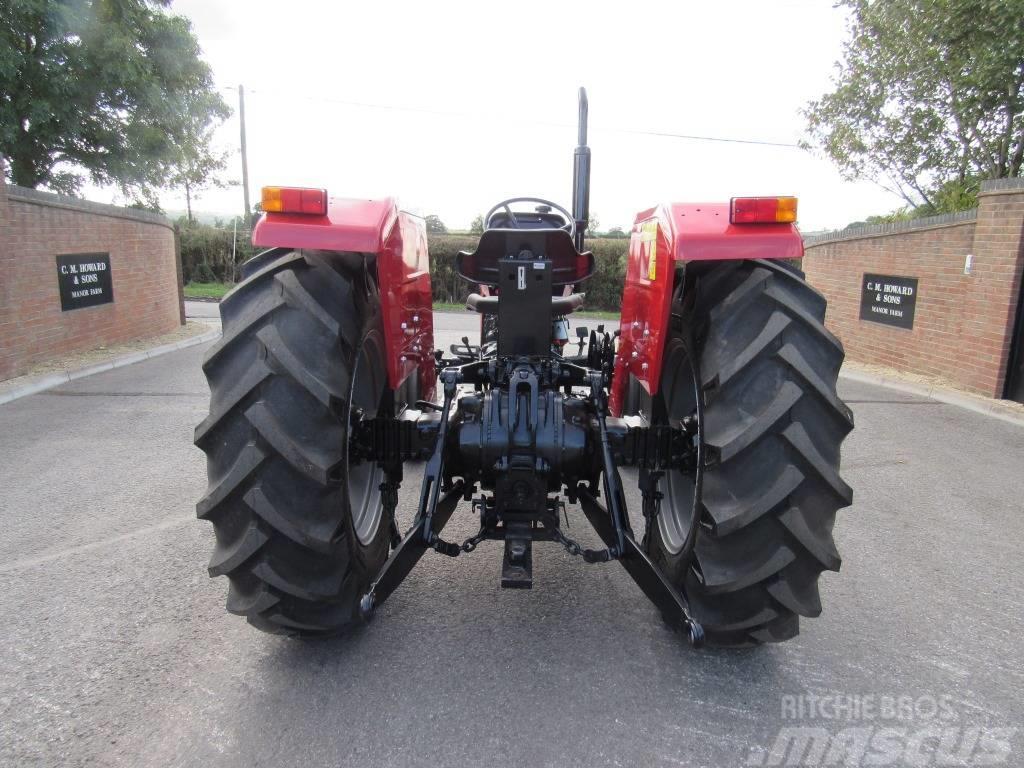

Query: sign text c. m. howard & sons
[56,253,114,311]
[859,273,918,330]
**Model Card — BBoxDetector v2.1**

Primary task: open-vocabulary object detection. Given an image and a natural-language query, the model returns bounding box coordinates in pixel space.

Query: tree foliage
[805,0,1024,212]
[178,215,253,284]
[168,89,233,221]
[424,214,447,234]
[0,0,230,203]
[469,213,484,234]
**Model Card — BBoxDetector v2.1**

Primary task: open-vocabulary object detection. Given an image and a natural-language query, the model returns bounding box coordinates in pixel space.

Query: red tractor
[195,89,853,647]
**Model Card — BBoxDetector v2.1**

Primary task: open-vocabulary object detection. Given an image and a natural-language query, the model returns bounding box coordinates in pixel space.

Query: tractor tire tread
[651,259,852,646]
[195,250,388,637]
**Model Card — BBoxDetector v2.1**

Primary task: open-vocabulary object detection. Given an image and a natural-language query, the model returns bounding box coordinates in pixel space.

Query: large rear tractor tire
[644,259,854,646]
[194,251,393,637]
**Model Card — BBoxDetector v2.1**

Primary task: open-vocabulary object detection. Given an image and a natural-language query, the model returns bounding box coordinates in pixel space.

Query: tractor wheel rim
[656,336,705,557]
[347,337,385,546]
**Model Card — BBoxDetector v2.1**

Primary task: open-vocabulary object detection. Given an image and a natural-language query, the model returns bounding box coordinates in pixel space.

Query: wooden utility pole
[238,84,251,223]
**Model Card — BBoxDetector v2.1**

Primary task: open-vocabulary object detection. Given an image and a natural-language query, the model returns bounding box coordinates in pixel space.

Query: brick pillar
[965,180,1024,397]
[0,160,14,379]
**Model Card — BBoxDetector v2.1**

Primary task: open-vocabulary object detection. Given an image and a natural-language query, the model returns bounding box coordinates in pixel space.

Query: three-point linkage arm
[356,359,705,647]
[359,369,463,619]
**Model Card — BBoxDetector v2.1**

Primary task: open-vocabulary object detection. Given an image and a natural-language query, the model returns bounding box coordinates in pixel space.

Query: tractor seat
[466,292,585,316]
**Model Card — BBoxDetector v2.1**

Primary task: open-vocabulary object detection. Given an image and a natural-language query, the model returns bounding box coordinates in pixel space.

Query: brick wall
[802,180,1024,398]
[0,174,183,380]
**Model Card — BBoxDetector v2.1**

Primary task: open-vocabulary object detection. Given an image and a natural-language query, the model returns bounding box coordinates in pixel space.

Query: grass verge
[432,301,466,312]
[183,282,233,300]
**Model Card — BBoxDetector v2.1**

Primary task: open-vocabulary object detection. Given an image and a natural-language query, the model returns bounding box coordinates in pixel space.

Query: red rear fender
[609,202,803,415]
[253,196,435,401]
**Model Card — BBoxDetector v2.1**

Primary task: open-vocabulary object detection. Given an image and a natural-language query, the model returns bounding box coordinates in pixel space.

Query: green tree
[469,213,485,234]
[604,226,628,239]
[0,0,230,205]
[172,149,230,224]
[169,90,233,222]
[584,214,600,237]
[864,210,913,225]
[804,0,1024,212]
[424,214,447,234]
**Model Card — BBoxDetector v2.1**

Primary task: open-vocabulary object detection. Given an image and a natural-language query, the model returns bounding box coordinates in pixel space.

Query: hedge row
[179,225,798,313]
[178,221,254,284]
[178,227,630,311]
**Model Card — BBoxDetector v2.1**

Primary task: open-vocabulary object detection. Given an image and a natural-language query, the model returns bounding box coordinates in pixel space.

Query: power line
[607,126,799,148]
[219,84,802,149]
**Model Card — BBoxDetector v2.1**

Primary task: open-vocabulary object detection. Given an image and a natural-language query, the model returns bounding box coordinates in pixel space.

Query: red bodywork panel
[609,202,803,416]
[252,197,436,401]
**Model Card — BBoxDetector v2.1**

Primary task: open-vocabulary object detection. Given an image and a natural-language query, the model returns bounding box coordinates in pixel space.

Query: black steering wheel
[484,197,576,237]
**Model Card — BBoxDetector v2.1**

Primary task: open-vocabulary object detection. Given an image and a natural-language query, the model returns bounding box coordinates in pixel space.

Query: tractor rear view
[195,89,852,647]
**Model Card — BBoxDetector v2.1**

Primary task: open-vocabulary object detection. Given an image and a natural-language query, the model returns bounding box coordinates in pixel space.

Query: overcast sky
[112,0,905,231]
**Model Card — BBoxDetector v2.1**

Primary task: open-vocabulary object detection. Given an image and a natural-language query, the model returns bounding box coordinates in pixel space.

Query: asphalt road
[1,312,1022,767]
[184,299,222,321]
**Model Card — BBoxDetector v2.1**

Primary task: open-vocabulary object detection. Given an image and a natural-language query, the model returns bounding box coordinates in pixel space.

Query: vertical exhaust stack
[572,87,591,252]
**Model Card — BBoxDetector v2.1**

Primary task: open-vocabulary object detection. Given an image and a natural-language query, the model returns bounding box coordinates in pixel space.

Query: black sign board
[56,253,114,311]
[859,273,918,329]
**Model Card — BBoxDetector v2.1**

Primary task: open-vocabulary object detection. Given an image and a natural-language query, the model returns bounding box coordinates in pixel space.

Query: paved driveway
[1,313,1021,767]
[184,299,222,322]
